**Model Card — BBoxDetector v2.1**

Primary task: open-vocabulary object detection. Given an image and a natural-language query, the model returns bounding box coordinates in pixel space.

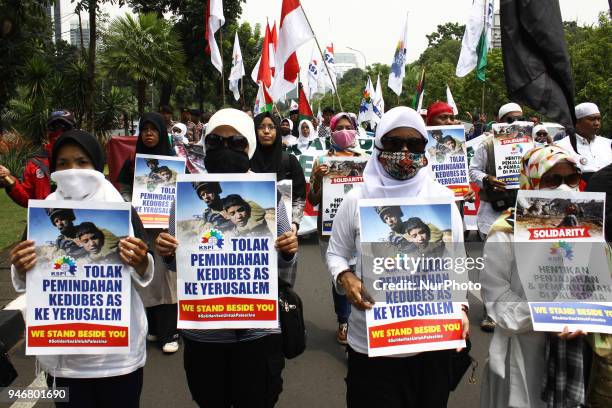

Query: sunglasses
[48,122,71,132]
[378,136,427,153]
[540,172,581,189]
[536,131,548,136]
[505,116,525,124]
[205,134,249,152]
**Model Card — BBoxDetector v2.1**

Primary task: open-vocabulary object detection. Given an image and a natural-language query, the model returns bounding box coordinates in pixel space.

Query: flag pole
[480,0,488,116]
[299,4,343,112]
[219,29,226,106]
[240,77,245,107]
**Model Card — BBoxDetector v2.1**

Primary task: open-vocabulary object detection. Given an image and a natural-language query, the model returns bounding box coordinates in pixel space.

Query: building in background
[70,20,90,49]
[492,9,502,49]
[334,52,359,79]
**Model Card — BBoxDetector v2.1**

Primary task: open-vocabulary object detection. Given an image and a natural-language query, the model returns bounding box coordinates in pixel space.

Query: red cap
[426,102,453,125]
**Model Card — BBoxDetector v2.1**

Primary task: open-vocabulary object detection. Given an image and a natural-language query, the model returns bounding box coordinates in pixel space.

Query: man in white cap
[467,102,524,332]
[557,102,611,181]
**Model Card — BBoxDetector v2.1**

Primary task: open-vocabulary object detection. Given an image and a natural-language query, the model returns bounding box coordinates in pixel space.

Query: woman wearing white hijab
[326,107,469,407]
[297,119,316,150]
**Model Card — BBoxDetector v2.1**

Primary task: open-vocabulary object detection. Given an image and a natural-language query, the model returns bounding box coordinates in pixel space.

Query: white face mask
[51,169,105,200]
[541,183,577,192]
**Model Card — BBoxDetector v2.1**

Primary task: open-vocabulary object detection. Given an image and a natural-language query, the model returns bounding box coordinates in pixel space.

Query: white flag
[229,32,245,101]
[307,45,320,99]
[358,77,381,127]
[322,43,337,89]
[206,0,225,74]
[446,84,459,115]
[387,15,409,96]
[374,74,385,116]
[456,0,493,77]
[317,105,323,124]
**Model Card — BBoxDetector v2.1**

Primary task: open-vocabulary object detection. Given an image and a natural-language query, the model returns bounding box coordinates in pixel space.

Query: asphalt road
[8,235,492,408]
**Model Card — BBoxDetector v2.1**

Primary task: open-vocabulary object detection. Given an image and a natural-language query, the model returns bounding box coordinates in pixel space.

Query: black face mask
[204,147,250,173]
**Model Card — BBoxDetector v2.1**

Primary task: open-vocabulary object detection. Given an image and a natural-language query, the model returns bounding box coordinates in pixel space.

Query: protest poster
[26,200,132,355]
[426,125,470,200]
[175,173,279,329]
[321,156,367,236]
[492,122,534,189]
[358,197,467,356]
[514,190,612,334]
[287,137,374,235]
[278,180,293,226]
[463,134,487,230]
[132,153,185,228]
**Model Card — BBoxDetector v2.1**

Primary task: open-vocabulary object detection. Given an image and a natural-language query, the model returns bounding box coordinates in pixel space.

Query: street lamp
[347,46,367,69]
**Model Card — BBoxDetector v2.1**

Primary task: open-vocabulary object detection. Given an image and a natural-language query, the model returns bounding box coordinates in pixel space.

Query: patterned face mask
[377,150,428,180]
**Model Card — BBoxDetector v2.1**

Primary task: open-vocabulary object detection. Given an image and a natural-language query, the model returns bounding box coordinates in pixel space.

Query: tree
[425,22,465,47]
[99,13,186,115]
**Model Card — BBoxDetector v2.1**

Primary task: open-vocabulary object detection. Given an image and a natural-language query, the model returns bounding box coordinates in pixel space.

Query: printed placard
[463,134,487,230]
[514,190,612,333]
[175,173,278,329]
[359,197,467,356]
[132,154,186,228]
[492,122,534,189]
[321,157,367,235]
[26,200,132,355]
[426,125,470,200]
[278,180,292,226]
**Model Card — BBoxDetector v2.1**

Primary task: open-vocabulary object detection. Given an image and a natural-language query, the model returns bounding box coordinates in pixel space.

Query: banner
[132,154,185,229]
[321,157,367,236]
[492,122,534,189]
[514,190,612,333]
[359,197,467,356]
[463,134,487,230]
[26,200,131,355]
[286,137,373,235]
[175,173,278,329]
[426,125,470,200]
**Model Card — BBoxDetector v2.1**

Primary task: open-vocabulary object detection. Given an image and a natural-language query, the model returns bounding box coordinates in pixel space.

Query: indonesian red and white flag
[251,22,277,85]
[269,0,314,101]
[205,0,225,74]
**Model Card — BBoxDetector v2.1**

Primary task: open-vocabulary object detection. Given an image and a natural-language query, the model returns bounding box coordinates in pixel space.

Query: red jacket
[5,152,52,207]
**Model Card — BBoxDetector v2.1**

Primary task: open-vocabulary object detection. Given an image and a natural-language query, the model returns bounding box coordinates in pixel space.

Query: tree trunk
[137,80,147,116]
[159,82,172,106]
[85,0,96,133]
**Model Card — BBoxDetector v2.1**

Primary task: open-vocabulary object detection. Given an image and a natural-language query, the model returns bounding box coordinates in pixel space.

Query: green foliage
[0,134,38,180]
[95,86,137,140]
[99,12,186,114]
[0,193,27,250]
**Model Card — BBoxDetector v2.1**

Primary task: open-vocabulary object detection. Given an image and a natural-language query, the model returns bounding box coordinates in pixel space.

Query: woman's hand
[312,164,329,185]
[557,326,587,340]
[339,271,375,311]
[155,232,179,257]
[457,309,470,352]
[119,237,149,276]
[275,231,298,257]
[10,240,37,277]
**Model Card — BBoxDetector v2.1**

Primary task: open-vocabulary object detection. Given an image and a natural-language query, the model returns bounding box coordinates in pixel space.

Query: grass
[0,192,27,250]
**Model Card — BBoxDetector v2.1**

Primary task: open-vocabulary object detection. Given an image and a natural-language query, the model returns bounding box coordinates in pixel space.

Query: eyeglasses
[205,134,249,152]
[378,136,427,153]
[540,172,581,189]
[257,124,276,131]
[505,116,525,124]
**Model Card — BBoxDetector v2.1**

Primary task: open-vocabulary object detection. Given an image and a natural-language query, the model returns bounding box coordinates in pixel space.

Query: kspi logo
[510,144,524,155]
[549,241,574,261]
[52,256,77,276]
[199,229,224,250]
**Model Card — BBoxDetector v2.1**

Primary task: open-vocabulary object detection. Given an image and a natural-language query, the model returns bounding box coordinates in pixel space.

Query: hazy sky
[61,0,608,68]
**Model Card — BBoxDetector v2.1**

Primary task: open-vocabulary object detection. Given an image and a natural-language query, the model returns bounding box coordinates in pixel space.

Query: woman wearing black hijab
[251,112,306,236]
[118,112,180,354]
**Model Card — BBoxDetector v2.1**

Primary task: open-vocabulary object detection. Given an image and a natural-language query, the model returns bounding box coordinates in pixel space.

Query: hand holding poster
[514,190,612,334]
[26,200,132,355]
[321,157,367,235]
[426,125,470,200]
[492,122,534,189]
[175,174,278,329]
[359,197,468,356]
[132,154,186,228]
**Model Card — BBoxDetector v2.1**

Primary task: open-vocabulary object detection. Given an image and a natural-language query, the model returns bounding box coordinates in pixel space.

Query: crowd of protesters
[1,95,611,408]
